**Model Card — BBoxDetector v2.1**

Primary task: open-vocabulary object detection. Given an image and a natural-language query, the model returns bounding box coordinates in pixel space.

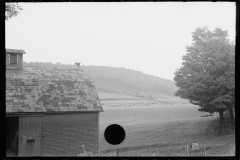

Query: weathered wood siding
[18,54,23,66]
[6,53,9,66]
[18,117,41,156]
[41,112,99,156]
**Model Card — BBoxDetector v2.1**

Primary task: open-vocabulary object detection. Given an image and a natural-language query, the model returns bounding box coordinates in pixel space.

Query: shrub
[77,145,116,157]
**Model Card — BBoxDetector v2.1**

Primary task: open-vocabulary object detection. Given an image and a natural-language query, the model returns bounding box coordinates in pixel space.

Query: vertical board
[41,113,99,156]
[98,112,100,154]
[6,53,9,66]
[18,117,41,156]
[18,54,23,66]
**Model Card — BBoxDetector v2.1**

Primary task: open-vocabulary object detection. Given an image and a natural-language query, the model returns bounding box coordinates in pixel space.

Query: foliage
[174,27,235,113]
[5,3,23,21]
[23,62,177,96]
[77,151,115,157]
[77,145,115,157]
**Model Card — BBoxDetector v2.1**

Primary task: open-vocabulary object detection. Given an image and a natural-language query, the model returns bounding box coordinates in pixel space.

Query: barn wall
[41,112,99,156]
[18,116,41,156]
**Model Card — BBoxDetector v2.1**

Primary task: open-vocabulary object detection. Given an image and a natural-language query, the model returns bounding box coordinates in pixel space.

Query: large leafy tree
[174,27,235,132]
[5,3,23,21]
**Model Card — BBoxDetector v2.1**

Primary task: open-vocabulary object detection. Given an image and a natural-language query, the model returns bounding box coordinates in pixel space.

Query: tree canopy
[5,3,23,21]
[174,27,235,117]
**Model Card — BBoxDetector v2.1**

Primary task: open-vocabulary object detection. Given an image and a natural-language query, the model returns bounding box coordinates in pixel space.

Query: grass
[98,93,235,156]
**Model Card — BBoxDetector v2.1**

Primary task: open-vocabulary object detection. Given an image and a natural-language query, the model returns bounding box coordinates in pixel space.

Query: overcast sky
[6,2,235,81]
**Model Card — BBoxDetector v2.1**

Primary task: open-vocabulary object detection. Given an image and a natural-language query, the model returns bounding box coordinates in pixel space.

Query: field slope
[99,94,235,156]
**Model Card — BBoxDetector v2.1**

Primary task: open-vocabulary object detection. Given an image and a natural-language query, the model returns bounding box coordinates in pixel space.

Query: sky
[6,2,235,81]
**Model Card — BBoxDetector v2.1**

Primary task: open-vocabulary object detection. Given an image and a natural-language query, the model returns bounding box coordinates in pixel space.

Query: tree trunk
[218,109,225,134]
[228,108,235,128]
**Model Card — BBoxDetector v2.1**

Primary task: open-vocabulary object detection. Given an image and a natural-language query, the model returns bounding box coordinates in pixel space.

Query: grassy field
[98,93,235,156]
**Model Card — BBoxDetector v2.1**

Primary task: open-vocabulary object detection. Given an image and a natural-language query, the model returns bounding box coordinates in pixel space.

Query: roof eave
[6,48,26,54]
[6,110,104,114]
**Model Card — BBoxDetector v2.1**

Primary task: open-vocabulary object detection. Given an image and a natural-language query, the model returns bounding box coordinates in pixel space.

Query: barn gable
[6,49,103,157]
[6,65,103,113]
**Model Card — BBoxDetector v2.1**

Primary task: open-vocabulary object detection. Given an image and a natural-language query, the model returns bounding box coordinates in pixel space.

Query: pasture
[98,94,235,156]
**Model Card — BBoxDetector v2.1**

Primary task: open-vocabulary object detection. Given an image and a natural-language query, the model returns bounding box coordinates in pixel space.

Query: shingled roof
[6,66,103,113]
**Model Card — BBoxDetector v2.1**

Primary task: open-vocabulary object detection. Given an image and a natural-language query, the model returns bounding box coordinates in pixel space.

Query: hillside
[23,62,178,97]
[81,66,177,96]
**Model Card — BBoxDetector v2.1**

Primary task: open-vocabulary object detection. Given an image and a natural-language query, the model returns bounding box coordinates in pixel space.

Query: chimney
[75,62,81,70]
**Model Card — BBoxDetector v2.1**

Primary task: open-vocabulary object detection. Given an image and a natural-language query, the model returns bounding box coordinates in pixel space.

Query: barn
[6,49,103,156]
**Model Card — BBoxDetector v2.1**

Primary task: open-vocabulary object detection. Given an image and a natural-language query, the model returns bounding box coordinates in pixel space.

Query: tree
[174,27,235,133]
[5,3,23,21]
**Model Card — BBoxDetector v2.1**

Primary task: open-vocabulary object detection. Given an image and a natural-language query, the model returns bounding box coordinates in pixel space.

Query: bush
[77,151,116,157]
[77,145,116,157]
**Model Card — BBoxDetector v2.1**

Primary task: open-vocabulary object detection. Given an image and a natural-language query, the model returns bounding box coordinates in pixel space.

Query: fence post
[117,149,119,157]
[185,145,190,156]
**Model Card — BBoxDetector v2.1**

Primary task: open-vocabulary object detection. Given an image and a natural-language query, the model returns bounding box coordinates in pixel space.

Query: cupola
[6,48,26,69]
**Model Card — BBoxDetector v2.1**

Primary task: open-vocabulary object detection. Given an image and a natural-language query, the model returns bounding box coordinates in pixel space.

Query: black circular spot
[104,124,125,145]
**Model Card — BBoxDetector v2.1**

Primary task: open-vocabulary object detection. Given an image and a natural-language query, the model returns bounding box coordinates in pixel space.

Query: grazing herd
[102,101,190,108]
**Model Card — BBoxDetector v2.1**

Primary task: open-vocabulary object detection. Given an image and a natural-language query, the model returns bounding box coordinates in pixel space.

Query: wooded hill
[23,62,178,97]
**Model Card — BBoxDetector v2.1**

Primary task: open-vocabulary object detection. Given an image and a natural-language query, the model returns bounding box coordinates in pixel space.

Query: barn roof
[6,66,103,113]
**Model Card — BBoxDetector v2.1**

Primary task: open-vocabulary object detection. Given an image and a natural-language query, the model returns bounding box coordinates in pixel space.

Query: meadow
[98,93,235,156]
